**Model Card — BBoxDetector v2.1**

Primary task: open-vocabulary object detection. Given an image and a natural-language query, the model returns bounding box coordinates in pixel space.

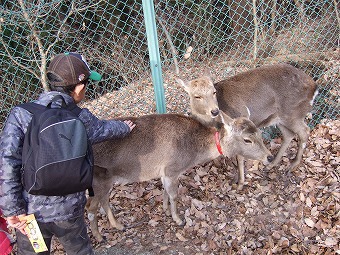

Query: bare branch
[0,36,40,80]
[75,0,105,13]
[17,0,49,91]
[252,0,258,65]
[46,1,105,58]
[37,1,62,19]
[45,1,76,55]
[334,0,340,33]
[270,0,277,35]
[156,17,179,75]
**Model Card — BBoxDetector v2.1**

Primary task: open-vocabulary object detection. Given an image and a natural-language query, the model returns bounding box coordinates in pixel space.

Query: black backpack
[18,96,94,196]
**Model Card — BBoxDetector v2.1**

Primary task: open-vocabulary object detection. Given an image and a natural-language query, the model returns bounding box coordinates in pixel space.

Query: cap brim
[89,71,102,81]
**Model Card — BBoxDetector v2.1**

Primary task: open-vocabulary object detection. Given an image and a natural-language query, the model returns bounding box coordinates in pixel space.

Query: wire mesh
[1,0,339,132]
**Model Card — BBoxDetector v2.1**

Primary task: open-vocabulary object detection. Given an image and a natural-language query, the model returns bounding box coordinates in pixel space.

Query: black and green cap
[47,52,102,87]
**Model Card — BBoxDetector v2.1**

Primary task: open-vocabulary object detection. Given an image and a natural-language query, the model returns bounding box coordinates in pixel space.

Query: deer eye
[213,91,216,95]
[244,138,252,144]
[194,96,202,99]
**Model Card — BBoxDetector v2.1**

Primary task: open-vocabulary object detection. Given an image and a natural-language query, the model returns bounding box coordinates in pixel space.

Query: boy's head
[47,52,101,94]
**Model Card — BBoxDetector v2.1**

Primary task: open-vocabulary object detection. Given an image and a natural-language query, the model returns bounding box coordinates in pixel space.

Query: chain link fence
[1,0,339,132]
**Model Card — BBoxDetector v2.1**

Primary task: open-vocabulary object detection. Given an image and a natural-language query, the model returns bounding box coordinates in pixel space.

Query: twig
[76,0,104,13]
[156,17,179,75]
[252,0,258,66]
[270,0,277,35]
[17,0,49,91]
[0,15,41,80]
[334,0,340,35]
[45,1,76,56]
[0,36,40,81]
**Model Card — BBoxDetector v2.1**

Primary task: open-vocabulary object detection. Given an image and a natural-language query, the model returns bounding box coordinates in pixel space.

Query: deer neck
[190,112,216,128]
[214,131,223,155]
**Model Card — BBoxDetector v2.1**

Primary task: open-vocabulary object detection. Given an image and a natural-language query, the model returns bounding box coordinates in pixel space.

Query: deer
[178,63,318,190]
[86,112,273,242]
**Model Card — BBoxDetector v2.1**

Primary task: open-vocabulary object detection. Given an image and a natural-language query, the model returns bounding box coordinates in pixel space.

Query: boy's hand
[124,120,136,132]
[6,214,27,235]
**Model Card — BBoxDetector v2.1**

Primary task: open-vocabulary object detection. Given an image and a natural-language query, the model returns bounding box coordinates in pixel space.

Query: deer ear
[239,106,251,119]
[220,111,233,134]
[201,70,215,84]
[220,111,233,125]
[176,78,189,92]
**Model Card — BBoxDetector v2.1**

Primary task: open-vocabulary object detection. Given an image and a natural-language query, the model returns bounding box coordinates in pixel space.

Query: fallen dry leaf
[304,218,315,228]
[34,59,340,254]
[175,232,188,242]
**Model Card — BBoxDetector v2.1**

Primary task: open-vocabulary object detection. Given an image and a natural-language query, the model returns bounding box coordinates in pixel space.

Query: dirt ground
[49,118,338,255]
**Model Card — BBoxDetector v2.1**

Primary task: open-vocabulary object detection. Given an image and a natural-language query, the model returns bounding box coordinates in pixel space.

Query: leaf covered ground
[50,118,339,255]
[53,53,339,254]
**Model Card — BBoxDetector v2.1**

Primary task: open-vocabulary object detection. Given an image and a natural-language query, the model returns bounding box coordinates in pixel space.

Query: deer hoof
[237,184,244,191]
[99,235,107,244]
[94,234,107,244]
[115,222,125,231]
[289,160,301,172]
[176,218,186,226]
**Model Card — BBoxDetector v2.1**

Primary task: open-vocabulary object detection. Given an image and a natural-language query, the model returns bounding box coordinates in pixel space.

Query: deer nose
[267,155,274,162]
[211,109,220,117]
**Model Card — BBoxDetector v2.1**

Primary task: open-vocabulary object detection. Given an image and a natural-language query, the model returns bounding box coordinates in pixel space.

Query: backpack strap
[48,95,67,108]
[69,104,82,116]
[18,96,83,117]
[17,102,46,114]
[49,95,82,116]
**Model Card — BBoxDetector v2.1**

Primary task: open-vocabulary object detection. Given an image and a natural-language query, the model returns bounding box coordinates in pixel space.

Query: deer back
[92,114,218,184]
[214,63,317,127]
[92,113,271,184]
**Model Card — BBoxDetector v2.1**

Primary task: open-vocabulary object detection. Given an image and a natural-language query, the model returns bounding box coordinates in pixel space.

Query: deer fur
[178,63,318,190]
[86,112,272,242]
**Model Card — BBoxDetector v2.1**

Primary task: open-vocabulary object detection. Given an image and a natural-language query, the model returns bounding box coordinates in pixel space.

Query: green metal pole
[142,0,166,114]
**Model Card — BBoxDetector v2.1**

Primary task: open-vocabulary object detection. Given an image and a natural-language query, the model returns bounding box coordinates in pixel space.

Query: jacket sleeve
[0,108,28,217]
[79,108,131,144]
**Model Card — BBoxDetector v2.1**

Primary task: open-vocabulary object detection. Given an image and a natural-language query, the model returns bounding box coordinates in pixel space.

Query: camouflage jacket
[0,91,131,222]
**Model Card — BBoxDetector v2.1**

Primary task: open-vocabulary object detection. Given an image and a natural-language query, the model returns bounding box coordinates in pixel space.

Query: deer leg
[289,122,310,171]
[236,155,245,190]
[87,166,124,243]
[87,187,125,243]
[252,160,260,171]
[267,124,295,169]
[99,190,125,231]
[161,177,170,216]
[162,176,184,226]
[86,196,104,243]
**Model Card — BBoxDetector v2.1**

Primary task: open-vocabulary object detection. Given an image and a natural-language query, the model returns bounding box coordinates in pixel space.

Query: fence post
[142,0,166,114]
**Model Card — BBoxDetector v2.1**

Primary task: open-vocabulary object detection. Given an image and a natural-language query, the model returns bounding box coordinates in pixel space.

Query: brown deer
[86,112,273,242]
[178,63,318,190]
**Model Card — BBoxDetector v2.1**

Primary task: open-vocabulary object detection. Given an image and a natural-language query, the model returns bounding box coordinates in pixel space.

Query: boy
[0,52,135,254]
